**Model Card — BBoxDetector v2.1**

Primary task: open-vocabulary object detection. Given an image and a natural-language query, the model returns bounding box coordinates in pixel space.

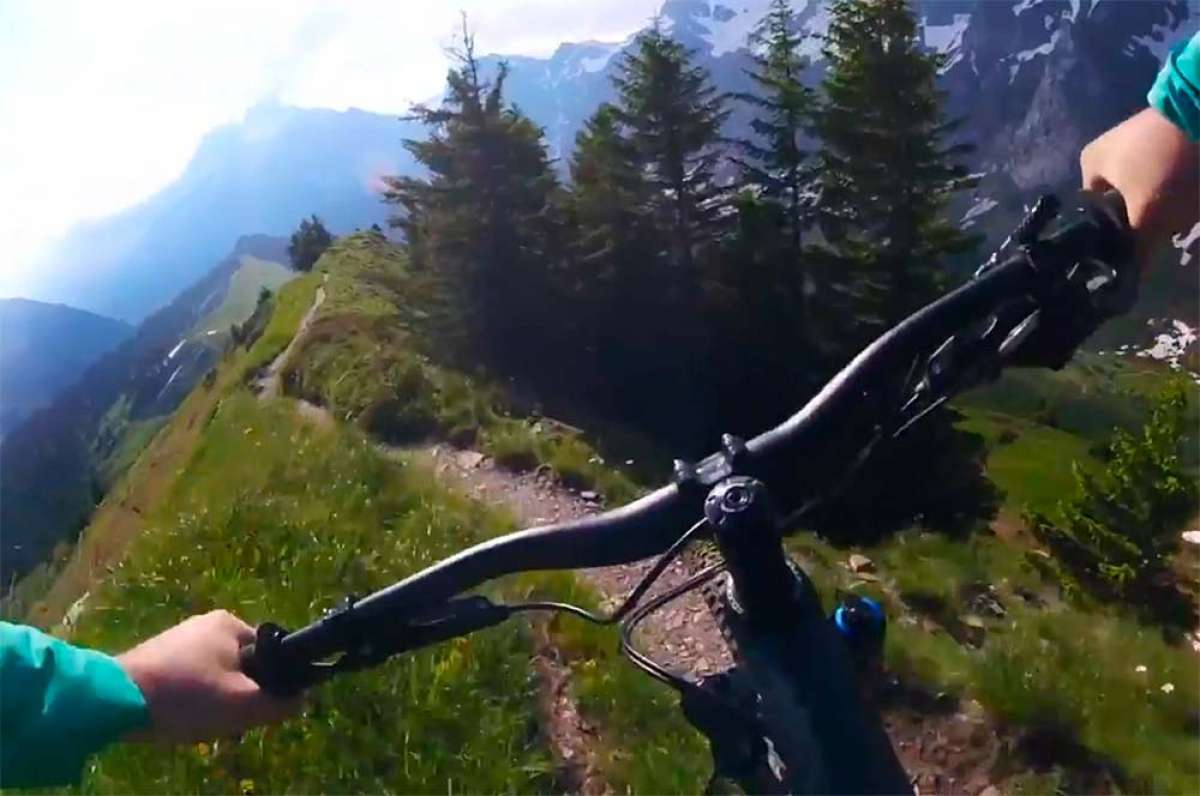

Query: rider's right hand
[117,610,302,743]
[1080,108,1199,273]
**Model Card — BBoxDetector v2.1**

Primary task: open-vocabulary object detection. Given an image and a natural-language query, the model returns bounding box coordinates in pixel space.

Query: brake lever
[894,190,1136,432]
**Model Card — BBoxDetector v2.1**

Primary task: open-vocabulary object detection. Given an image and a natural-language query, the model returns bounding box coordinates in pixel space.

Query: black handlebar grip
[240,622,310,698]
[1081,189,1133,261]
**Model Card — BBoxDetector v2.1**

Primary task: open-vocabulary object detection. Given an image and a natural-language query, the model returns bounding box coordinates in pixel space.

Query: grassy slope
[73,394,553,794]
[36,231,1199,793]
[789,528,1200,794]
[49,246,708,794]
[22,275,323,631]
[283,233,640,505]
[190,255,295,341]
[956,351,1199,515]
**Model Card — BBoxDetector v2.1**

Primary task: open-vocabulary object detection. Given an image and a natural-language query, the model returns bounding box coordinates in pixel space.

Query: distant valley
[0,299,131,438]
[0,236,292,585]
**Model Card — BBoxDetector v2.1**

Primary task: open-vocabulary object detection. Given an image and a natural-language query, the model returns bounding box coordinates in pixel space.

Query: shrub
[481,421,540,471]
[1028,382,1198,627]
[288,214,333,272]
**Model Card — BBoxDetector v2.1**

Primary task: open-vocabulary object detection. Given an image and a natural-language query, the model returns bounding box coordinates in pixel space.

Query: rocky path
[254,279,326,399]
[400,445,732,793]
[409,444,735,676]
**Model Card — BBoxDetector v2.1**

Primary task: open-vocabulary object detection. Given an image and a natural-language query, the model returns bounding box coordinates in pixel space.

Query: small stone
[456,450,485,469]
[979,785,1001,796]
[962,615,986,629]
[848,553,875,573]
[580,490,600,503]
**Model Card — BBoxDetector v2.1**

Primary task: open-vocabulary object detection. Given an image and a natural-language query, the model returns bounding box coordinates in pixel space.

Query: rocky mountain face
[482,0,1196,321]
[487,0,1191,208]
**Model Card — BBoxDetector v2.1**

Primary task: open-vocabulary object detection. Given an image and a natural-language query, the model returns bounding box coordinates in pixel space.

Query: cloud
[0,0,659,299]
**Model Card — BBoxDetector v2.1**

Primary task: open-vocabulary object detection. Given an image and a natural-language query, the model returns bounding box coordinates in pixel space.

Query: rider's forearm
[0,622,150,788]
[1149,32,1199,141]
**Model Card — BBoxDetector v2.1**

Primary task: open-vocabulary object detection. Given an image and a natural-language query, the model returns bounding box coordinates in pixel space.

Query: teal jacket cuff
[0,622,150,788]
[1148,33,1200,141]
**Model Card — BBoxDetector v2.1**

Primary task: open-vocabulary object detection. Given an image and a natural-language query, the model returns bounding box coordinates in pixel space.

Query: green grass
[958,408,1102,514]
[96,417,167,489]
[240,271,322,378]
[191,255,295,342]
[787,527,1200,793]
[282,233,641,505]
[70,393,555,794]
[514,572,712,794]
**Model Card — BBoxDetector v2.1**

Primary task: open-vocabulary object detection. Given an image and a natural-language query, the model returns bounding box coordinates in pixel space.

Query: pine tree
[610,24,731,284]
[382,20,559,369]
[568,104,653,293]
[288,214,333,272]
[806,0,995,542]
[1029,383,1198,627]
[734,0,814,264]
[812,0,976,343]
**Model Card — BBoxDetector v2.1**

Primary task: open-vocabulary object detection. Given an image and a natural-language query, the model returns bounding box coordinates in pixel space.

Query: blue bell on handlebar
[832,595,886,674]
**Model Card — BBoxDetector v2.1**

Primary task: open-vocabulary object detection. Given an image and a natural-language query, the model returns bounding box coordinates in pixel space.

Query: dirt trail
[255,279,326,399]
[408,444,734,676]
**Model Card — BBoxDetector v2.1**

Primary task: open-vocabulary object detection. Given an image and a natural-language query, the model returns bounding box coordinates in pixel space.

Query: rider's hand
[117,610,301,743]
[1080,106,1199,271]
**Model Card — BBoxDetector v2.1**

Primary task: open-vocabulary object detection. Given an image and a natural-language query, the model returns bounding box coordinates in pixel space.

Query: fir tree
[288,214,333,272]
[382,20,559,368]
[610,24,731,283]
[1029,384,1198,628]
[561,104,663,406]
[812,0,976,342]
[734,0,815,263]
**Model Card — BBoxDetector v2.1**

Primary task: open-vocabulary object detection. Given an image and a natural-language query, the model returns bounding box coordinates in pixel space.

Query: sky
[0,0,661,299]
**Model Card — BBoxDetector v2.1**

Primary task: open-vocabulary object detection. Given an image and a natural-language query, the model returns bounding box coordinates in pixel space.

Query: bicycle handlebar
[243,190,1134,696]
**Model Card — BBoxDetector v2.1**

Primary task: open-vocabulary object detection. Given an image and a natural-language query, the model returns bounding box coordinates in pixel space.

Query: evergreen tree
[610,24,731,284]
[1029,384,1198,628]
[288,215,333,272]
[806,0,995,541]
[564,104,661,399]
[734,0,815,266]
[812,0,976,344]
[568,104,653,296]
[382,21,559,369]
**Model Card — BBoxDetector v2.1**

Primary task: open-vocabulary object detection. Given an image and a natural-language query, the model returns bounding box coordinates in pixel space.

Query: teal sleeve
[1148,33,1200,141]
[0,622,150,788]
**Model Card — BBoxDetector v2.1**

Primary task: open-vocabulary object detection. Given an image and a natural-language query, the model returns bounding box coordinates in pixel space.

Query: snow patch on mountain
[1135,319,1199,381]
[707,2,765,56]
[798,2,831,61]
[1009,29,1063,83]
[1134,21,1182,62]
[1102,317,1200,384]
[924,13,969,53]
[1011,0,1098,21]
[1174,222,1200,267]
[960,197,999,228]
